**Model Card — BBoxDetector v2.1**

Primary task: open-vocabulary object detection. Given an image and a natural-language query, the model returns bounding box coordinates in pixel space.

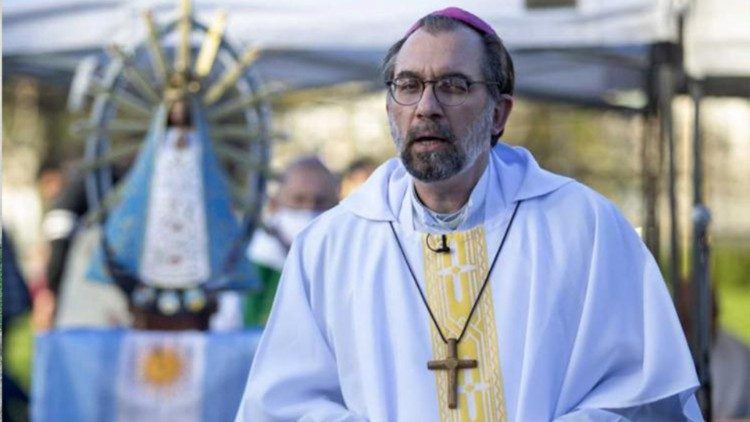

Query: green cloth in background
[243,263,282,326]
[3,312,32,422]
[4,312,33,392]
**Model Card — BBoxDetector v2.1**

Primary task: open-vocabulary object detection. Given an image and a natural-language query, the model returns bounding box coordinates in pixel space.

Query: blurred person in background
[244,156,339,326]
[42,167,87,299]
[44,167,133,328]
[25,160,69,330]
[1,162,65,421]
[36,160,67,214]
[339,157,378,199]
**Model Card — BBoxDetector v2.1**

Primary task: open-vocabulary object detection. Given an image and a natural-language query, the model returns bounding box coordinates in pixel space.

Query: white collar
[409,162,491,233]
[340,143,573,230]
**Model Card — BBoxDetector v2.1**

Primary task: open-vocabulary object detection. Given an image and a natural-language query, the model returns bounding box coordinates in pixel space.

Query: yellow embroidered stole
[422,226,507,421]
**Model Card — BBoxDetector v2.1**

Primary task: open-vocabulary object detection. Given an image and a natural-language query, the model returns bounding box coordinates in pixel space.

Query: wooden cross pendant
[427,338,478,409]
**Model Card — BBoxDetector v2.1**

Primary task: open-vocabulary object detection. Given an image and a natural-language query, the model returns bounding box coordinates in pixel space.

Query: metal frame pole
[641,111,661,257]
[657,63,680,291]
[690,78,712,419]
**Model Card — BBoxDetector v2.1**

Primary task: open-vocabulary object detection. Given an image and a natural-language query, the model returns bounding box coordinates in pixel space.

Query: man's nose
[415,84,444,120]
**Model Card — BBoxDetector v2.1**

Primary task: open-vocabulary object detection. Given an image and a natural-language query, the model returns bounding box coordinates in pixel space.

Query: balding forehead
[280,164,338,195]
[278,162,339,210]
[284,165,330,183]
[395,26,485,78]
[282,160,332,183]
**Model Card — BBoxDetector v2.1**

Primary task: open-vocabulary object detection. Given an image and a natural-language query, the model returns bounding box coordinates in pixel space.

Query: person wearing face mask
[244,156,339,326]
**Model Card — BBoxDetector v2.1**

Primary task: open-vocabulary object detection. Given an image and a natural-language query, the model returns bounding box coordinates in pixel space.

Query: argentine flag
[33,329,262,422]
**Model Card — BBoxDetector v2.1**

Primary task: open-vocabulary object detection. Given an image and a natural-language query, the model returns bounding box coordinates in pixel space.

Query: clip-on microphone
[426,233,451,254]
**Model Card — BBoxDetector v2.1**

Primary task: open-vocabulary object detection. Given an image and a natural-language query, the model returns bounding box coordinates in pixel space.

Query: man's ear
[492,94,514,138]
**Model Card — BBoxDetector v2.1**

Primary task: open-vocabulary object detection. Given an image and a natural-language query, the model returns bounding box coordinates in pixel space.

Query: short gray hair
[382,15,514,144]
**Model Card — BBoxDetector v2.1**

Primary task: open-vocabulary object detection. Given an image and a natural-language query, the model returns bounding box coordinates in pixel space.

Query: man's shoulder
[293,203,373,248]
[313,203,363,229]
[528,179,631,235]
[538,179,616,216]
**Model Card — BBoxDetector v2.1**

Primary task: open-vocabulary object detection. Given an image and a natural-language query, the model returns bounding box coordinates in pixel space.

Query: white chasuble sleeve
[552,199,701,421]
[235,240,364,422]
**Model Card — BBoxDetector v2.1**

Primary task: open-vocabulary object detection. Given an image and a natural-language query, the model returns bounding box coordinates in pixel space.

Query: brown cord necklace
[388,200,521,409]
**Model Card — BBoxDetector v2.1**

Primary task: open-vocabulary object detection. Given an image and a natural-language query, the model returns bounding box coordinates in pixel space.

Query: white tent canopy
[3,0,683,53]
[684,0,750,78]
[4,0,749,101]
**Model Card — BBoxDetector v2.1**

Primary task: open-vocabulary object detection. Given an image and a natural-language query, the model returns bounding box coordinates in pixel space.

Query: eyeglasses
[386,75,499,107]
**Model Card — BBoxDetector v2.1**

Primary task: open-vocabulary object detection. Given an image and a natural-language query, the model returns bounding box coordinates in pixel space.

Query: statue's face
[168,100,190,127]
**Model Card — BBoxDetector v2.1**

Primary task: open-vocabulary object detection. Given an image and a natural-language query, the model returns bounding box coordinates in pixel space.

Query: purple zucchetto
[405,7,497,38]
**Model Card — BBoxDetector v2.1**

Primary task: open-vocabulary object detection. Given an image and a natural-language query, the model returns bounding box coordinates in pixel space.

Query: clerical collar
[410,162,490,233]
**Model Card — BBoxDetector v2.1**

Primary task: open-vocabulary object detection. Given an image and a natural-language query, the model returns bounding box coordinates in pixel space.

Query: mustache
[405,122,455,145]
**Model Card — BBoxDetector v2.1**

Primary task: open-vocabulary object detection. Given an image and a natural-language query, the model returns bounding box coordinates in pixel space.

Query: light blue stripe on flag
[33,329,263,422]
[202,328,263,421]
[33,329,124,422]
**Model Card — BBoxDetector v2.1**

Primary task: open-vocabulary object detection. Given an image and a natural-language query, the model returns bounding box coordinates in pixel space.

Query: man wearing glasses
[237,7,701,421]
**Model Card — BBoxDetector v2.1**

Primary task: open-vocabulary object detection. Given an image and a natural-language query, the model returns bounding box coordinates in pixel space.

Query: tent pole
[658,64,680,292]
[641,111,660,256]
[690,78,712,419]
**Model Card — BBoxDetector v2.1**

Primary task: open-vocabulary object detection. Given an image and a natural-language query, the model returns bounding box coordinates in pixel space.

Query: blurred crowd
[1,153,377,421]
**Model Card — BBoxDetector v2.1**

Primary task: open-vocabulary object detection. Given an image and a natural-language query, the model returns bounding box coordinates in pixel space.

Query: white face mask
[271,207,321,244]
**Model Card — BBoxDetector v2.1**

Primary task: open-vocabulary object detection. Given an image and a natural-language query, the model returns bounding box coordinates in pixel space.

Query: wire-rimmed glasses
[386,75,499,107]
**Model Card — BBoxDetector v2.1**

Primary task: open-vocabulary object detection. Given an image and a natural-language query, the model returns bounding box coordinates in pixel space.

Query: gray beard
[389,102,494,183]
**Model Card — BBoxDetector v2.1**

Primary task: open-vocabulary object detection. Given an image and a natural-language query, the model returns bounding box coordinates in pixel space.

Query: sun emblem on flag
[140,346,185,388]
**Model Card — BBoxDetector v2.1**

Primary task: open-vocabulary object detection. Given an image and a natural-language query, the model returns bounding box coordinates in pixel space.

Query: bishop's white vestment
[236,143,702,421]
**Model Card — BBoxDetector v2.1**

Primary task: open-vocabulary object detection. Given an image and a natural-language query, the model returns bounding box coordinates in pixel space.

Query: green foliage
[719,285,750,346]
[713,241,750,345]
[712,242,750,289]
